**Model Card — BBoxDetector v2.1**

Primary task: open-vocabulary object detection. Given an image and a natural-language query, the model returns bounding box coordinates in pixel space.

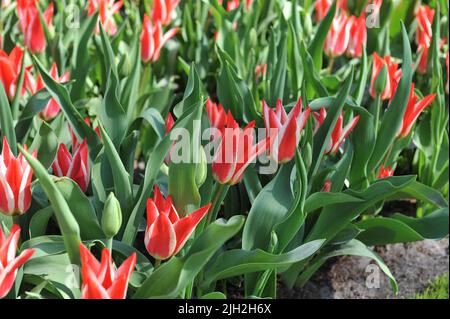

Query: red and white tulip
[141,14,179,63]
[144,185,211,260]
[80,244,136,299]
[88,0,123,35]
[369,53,402,100]
[0,225,35,298]
[152,0,180,26]
[0,138,36,216]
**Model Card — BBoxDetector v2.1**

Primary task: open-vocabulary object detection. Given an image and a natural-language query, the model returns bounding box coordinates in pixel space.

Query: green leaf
[308,0,336,70]
[202,239,324,288]
[368,22,413,172]
[29,207,54,238]
[0,82,16,155]
[173,64,205,118]
[32,56,100,157]
[132,216,245,298]
[18,146,81,265]
[30,121,58,169]
[54,177,104,240]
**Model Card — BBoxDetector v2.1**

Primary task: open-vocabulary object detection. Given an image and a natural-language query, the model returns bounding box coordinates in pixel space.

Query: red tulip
[52,139,90,192]
[315,0,348,21]
[212,112,268,185]
[0,138,36,216]
[152,0,180,26]
[218,0,253,12]
[88,0,123,35]
[79,244,136,299]
[322,180,332,192]
[0,225,35,298]
[397,84,435,138]
[26,63,69,121]
[263,98,310,163]
[0,47,25,100]
[369,53,401,100]
[205,99,227,135]
[415,5,434,74]
[16,0,53,54]
[377,165,394,179]
[347,14,367,58]
[324,13,353,57]
[255,64,267,80]
[145,185,211,260]
[141,14,179,63]
[313,108,359,155]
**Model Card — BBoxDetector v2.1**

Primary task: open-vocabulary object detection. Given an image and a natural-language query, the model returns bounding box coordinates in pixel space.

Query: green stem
[154,259,161,269]
[327,57,334,74]
[106,237,113,252]
[205,183,229,226]
[253,269,273,297]
[372,94,382,133]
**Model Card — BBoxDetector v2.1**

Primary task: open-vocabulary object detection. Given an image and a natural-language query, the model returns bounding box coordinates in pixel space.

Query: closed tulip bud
[303,143,312,169]
[195,147,207,187]
[374,64,388,97]
[102,193,122,238]
[119,52,132,77]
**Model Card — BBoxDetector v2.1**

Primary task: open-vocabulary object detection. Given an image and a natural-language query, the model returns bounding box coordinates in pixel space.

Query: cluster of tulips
[0,0,448,299]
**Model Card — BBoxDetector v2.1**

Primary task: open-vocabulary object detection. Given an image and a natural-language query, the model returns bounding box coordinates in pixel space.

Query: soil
[280,239,449,299]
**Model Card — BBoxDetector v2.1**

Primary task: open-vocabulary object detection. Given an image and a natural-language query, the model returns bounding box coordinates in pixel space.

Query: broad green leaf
[30,121,58,169]
[0,82,16,155]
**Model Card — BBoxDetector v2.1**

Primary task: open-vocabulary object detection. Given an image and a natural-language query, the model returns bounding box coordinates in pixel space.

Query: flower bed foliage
[0,0,448,299]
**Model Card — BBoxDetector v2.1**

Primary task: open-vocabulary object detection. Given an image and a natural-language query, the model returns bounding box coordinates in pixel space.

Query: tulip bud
[303,143,312,169]
[119,52,132,77]
[102,193,122,238]
[195,147,207,187]
[374,64,388,97]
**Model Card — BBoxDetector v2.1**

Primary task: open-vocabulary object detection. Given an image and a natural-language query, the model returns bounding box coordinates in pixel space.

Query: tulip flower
[347,14,367,58]
[205,99,227,135]
[141,14,179,63]
[315,0,348,21]
[79,244,136,299]
[212,112,268,185]
[369,53,402,100]
[25,63,69,121]
[322,180,332,192]
[16,0,53,54]
[52,139,90,192]
[324,13,353,57]
[144,185,211,260]
[313,109,359,155]
[378,166,394,179]
[255,64,267,81]
[397,84,435,138]
[88,0,123,35]
[218,0,253,12]
[0,46,25,100]
[415,5,434,74]
[0,225,35,298]
[263,98,311,163]
[0,138,36,216]
[152,0,180,26]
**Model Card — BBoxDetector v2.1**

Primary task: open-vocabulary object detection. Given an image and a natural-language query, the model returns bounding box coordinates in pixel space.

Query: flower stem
[154,259,161,269]
[106,237,113,252]
[372,94,382,133]
[206,183,229,226]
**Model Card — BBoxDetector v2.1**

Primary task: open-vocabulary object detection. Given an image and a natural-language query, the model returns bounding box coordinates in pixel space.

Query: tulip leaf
[32,56,100,158]
[132,216,245,298]
[367,22,413,172]
[0,82,16,155]
[173,64,205,118]
[29,207,54,238]
[202,239,324,288]
[19,146,82,265]
[356,208,449,246]
[54,177,104,240]
[30,121,58,169]
[308,0,336,70]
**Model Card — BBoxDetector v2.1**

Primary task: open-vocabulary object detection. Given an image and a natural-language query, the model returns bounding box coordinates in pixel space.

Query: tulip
[0,46,24,100]
[88,0,123,35]
[415,5,434,74]
[263,98,311,164]
[16,0,53,54]
[324,13,353,57]
[347,14,367,58]
[255,64,267,80]
[102,193,122,239]
[369,53,402,100]
[315,0,348,21]
[0,225,35,298]
[212,112,268,185]
[79,244,136,299]
[322,180,332,192]
[26,63,69,121]
[218,0,253,12]
[313,109,359,155]
[0,138,36,216]
[397,84,435,138]
[205,99,227,135]
[141,14,179,63]
[378,166,394,179]
[52,139,90,192]
[144,185,211,260]
[152,0,180,26]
